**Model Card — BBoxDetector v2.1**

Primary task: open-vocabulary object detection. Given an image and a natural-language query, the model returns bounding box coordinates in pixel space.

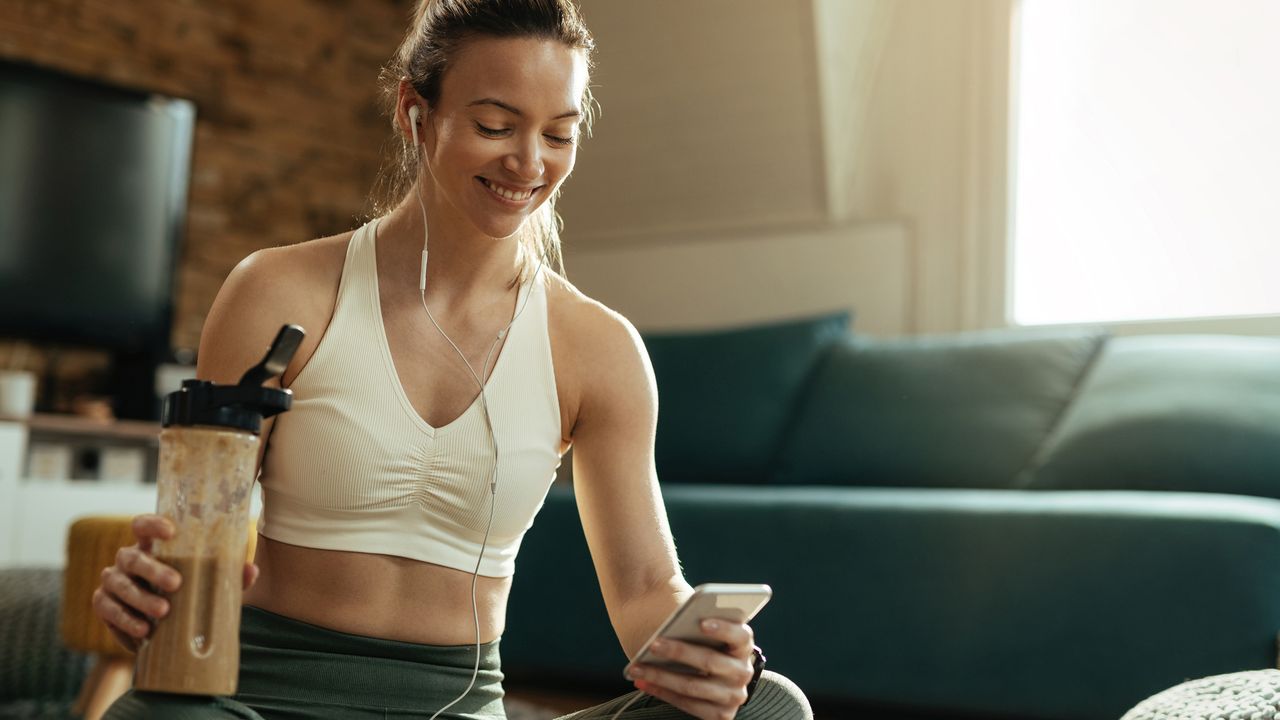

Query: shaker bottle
[133,325,304,695]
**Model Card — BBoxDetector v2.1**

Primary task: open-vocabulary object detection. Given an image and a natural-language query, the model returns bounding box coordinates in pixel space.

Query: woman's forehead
[442,36,588,117]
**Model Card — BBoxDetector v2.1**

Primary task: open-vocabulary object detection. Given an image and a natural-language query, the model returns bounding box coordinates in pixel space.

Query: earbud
[409,104,421,146]
[407,102,422,144]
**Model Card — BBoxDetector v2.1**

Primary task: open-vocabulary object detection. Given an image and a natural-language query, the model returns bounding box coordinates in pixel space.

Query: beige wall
[561,0,828,243]
[563,0,1017,338]
[567,222,911,337]
[564,0,916,336]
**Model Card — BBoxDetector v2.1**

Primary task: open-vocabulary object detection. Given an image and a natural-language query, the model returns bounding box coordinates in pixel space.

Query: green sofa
[500,313,1280,720]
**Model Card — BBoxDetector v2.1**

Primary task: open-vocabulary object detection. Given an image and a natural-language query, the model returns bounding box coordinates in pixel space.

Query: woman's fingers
[634,678,741,720]
[116,545,182,594]
[629,661,747,707]
[130,514,175,554]
[634,638,750,682]
[243,562,259,590]
[90,515,183,653]
[699,618,755,658]
[92,586,152,642]
[625,623,759,720]
[101,565,170,619]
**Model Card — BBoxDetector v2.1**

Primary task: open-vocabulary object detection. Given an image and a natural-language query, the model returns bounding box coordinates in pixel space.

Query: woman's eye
[544,134,576,147]
[475,123,509,137]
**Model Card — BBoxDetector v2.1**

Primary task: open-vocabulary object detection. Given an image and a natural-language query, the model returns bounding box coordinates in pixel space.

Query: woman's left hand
[626,619,756,720]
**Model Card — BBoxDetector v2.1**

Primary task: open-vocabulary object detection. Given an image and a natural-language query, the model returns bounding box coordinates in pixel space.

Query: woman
[95,1,811,718]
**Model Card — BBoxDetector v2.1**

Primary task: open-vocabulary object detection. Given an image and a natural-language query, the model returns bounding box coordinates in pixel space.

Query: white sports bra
[256,216,563,577]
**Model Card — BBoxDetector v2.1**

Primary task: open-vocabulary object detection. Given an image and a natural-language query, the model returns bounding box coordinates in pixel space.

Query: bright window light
[1011,0,1280,326]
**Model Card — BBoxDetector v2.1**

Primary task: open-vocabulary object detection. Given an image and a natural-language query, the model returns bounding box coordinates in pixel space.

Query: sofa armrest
[505,486,1280,720]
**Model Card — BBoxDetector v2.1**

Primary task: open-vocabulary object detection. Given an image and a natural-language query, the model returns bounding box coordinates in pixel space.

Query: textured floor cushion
[1122,670,1280,720]
[0,567,89,717]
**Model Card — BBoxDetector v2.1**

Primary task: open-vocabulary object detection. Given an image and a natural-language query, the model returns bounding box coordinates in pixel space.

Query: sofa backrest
[644,310,851,485]
[1017,334,1280,498]
[772,326,1109,488]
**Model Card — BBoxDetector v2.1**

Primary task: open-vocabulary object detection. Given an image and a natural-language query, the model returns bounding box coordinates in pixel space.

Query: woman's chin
[470,214,529,241]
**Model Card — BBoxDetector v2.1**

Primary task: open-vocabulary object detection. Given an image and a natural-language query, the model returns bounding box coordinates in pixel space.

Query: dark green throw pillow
[1018,335,1280,497]
[643,310,851,485]
[773,326,1109,488]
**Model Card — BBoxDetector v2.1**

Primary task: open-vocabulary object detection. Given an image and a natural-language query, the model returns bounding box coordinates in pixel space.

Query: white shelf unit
[2,414,161,568]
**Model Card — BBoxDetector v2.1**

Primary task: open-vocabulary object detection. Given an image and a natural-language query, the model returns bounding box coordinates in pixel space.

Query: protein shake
[133,325,303,696]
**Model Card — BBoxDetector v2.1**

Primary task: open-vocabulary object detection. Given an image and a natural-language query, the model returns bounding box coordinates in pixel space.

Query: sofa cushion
[773,326,1108,488]
[643,310,851,485]
[1018,335,1280,497]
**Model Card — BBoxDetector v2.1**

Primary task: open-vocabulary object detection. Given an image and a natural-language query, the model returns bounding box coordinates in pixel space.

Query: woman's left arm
[569,307,756,719]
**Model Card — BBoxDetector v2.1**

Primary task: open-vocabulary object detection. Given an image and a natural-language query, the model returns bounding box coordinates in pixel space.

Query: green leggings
[103,606,811,719]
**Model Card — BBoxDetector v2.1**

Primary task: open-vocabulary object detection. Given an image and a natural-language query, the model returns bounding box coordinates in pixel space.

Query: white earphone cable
[409,103,549,719]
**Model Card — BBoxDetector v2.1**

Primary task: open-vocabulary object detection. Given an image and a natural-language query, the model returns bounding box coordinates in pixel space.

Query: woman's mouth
[477,177,540,205]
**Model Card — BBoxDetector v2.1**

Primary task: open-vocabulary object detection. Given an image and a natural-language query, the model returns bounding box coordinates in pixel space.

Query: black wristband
[745,645,767,703]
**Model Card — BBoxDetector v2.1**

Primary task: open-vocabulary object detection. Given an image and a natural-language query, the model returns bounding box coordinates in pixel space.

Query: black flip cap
[162,325,305,433]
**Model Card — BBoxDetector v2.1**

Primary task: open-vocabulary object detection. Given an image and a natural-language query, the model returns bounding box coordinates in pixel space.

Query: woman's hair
[368,0,597,280]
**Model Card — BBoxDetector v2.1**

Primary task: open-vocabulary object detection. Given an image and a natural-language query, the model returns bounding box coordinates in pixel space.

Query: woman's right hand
[91,514,260,653]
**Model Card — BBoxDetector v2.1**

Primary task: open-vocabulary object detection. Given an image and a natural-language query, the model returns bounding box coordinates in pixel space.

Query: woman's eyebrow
[467,97,580,120]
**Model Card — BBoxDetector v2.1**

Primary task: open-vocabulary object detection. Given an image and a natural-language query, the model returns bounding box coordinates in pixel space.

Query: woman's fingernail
[702,619,720,632]
[650,639,665,653]
[631,666,647,679]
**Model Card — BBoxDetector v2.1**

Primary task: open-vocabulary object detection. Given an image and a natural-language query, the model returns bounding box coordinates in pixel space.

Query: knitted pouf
[1122,670,1280,720]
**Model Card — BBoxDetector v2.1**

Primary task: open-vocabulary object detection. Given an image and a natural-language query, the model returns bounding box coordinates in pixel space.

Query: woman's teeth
[482,178,535,201]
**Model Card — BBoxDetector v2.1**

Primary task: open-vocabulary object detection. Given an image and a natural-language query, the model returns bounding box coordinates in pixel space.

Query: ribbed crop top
[256,216,563,577]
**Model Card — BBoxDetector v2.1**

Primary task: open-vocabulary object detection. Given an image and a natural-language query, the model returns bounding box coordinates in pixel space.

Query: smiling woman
[92,1,811,719]
[369,0,599,282]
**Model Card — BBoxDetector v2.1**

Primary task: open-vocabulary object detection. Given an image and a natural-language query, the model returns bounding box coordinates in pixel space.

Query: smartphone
[630,583,772,675]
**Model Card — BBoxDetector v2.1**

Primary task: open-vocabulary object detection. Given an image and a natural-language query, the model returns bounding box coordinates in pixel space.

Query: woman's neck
[380,189,524,307]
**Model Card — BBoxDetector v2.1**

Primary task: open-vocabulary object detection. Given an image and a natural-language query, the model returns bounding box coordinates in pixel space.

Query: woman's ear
[397,78,426,142]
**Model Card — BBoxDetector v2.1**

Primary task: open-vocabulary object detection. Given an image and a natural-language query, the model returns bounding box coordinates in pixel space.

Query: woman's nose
[503,138,544,181]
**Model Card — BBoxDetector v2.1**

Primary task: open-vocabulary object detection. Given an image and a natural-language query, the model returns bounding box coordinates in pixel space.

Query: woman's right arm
[91,243,330,652]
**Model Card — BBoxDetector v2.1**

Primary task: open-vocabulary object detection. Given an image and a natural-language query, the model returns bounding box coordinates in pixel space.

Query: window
[1010,0,1280,326]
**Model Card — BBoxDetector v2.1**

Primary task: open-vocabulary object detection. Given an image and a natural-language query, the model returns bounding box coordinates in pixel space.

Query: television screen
[0,59,194,357]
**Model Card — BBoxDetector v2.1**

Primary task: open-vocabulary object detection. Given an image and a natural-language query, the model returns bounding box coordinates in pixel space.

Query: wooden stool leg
[82,656,134,720]
[72,657,107,716]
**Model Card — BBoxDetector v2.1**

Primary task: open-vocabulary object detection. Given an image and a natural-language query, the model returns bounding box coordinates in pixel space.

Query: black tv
[0,60,195,420]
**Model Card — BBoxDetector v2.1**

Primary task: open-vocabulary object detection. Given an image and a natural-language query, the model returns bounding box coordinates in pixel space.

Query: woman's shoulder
[543,270,655,406]
[543,270,645,358]
[197,228,356,384]
[232,230,353,298]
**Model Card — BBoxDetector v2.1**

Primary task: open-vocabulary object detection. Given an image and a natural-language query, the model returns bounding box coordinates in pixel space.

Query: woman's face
[416,36,588,241]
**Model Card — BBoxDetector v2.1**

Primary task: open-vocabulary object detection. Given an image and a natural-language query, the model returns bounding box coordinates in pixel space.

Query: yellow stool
[61,516,139,720]
[60,515,259,719]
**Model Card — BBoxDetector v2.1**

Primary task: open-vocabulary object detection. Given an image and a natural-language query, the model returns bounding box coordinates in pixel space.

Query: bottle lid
[161,325,305,434]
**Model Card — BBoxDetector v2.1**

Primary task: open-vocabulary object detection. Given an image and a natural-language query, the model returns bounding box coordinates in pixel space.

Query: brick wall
[0,0,409,391]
